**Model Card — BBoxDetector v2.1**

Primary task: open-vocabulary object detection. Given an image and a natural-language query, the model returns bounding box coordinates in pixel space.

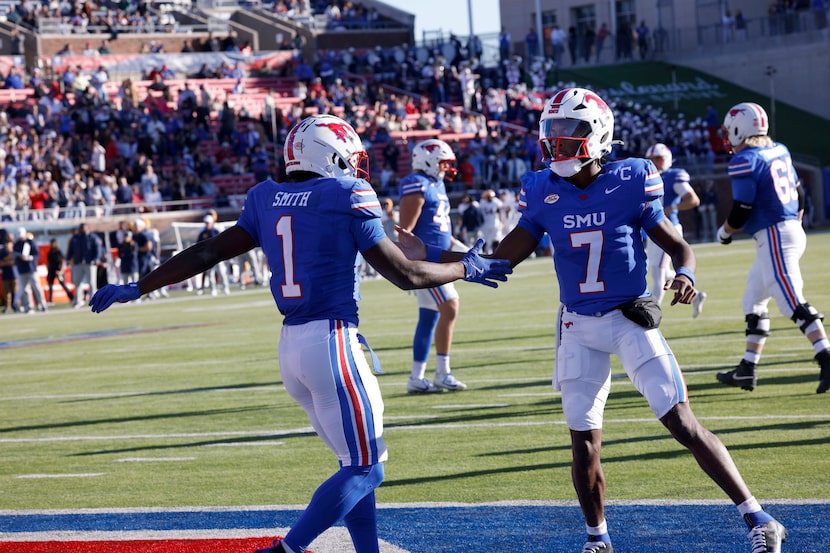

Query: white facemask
[549,158,587,178]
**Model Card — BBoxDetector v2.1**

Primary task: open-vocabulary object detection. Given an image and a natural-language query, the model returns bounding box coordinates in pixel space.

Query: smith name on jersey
[237,176,384,326]
[518,158,665,316]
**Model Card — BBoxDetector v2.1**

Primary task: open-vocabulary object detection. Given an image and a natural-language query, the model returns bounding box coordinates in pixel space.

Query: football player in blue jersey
[403,88,786,553]
[398,138,471,393]
[715,102,830,394]
[644,142,708,318]
[88,114,510,553]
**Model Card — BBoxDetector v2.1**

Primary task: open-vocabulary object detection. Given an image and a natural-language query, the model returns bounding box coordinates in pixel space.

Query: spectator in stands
[525,27,539,60]
[82,41,99,57]
[595,23,611,63]
[139,163,159,199]
[218,101,237,145]
[617,20,634,60]
[0,186,15,221]
[144,182,163,212]
[9,28,23,56]
[636,20,650,59]
[28,182,49,220]
[704,103,722,154]
[4,67,24,90]
[583,26,596,63]
[498,26,511,62]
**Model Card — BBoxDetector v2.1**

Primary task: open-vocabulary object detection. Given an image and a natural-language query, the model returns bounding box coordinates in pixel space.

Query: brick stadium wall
[38,33,227,57]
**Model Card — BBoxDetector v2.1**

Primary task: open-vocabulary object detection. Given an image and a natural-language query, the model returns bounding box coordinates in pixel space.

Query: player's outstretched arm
[90,226,256,313]
[364,237,511,290]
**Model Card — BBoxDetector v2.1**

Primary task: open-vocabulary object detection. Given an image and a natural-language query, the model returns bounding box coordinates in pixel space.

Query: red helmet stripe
[547,89,570,114]
[285,124,300,161]
[750,103,767,127]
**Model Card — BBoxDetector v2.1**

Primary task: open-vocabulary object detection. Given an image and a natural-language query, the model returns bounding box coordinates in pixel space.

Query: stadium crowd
[0,26,726,225]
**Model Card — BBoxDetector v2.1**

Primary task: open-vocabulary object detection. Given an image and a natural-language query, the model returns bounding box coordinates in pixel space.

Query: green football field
[2,232,830,511]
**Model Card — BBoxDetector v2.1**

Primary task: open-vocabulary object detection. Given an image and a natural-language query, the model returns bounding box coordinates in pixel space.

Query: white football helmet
[645,142,673,170]
[283,114,369,180]
[411,139,458,181]
[539,87,614,177]
[722,102,769,149]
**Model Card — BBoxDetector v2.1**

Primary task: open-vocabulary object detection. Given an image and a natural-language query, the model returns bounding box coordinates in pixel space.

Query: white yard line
[2,413,829,445]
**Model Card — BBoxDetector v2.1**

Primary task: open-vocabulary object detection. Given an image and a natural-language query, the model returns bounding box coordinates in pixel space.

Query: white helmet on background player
[411,138,458,181]
[722,102,769,149]
[283,114,370,180]
[645,142,673,170]
[539,87,615,178]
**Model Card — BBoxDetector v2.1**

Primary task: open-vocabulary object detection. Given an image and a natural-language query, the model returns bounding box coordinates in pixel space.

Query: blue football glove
[89,282,141,313]
[460,238,512,288]
[717,224,733,245]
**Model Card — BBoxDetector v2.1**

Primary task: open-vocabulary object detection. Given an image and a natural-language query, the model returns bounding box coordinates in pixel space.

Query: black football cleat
[717,359,757,391]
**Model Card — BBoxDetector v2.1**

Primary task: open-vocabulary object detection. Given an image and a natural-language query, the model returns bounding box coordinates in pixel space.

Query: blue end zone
[1,503,825,552]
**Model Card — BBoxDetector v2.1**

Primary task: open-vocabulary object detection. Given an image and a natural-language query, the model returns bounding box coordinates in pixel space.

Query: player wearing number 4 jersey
[399,138,470,393]
[410,88,785,553]
[87,114,510,553]
[715,101,830,394]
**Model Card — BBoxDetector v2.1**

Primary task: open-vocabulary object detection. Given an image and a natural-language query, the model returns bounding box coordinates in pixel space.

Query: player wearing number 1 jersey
[473,88,786,553]
[86,114,511,553]
[715,101,830,394]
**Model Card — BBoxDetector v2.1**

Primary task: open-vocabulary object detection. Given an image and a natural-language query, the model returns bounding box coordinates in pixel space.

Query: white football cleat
[433,373,467,391]
[406,377,442,394]
[692,290,707,319]
[748,519,786,553]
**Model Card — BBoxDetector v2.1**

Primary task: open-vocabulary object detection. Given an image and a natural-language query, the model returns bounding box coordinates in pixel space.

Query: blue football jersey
[518,158,665,315]
[661,167,691,225]
[237,176,386,325]
[728,143,800,235]
[398,173,452,249]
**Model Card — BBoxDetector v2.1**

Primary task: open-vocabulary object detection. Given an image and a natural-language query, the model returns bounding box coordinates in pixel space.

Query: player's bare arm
[491,226,539,268]
[137,225,256,295]
[645,219,698,305]
[362,237,465,290]
[397,193,425,231]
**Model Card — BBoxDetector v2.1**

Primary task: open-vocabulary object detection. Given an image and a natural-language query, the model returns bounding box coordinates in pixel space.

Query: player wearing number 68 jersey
[715,101,830,394]
[464,88,785,553]
[87,114,511,553]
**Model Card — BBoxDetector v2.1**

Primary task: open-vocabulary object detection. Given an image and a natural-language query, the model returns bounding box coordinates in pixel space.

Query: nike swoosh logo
[605,185,621,194]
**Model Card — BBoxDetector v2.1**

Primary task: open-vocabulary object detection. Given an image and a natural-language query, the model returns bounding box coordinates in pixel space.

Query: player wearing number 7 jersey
[87,114,511,553]
[459,88,786,553]
[715,101,830,394]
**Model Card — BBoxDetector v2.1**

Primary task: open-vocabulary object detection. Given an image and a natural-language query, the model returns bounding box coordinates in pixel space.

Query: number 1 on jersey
[276,215,302,298]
